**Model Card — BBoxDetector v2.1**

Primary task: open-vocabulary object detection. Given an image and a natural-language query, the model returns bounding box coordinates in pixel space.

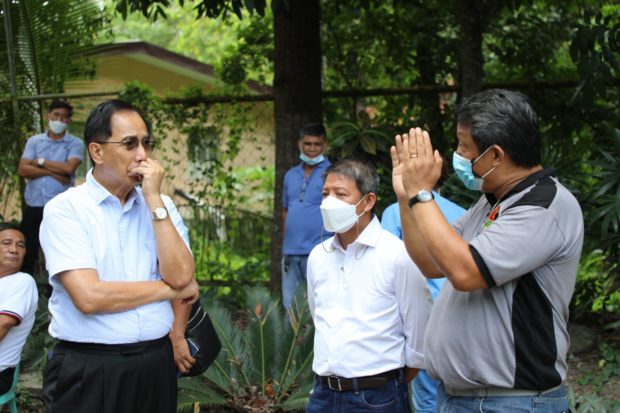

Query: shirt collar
[45,131,70,142]
[484,167,556,205]
[296,156,330,170]
[328,215,381,252]
[85,168,141,208]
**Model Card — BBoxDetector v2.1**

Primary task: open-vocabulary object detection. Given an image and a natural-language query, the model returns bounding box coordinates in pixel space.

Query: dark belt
[318,368,402,392]
[57,336,168,356]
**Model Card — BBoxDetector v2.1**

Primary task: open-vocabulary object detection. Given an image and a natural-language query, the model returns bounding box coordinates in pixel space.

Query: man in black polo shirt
[392,89,583,412]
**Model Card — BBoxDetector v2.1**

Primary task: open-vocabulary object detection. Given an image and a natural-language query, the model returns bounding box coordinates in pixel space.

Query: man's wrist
[161,280,176,300]
[144,194,164,208]
[169,331,185,341]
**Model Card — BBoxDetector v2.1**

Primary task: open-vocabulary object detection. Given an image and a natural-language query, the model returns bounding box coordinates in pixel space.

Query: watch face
[154,207,167,219]
[419,190,433,202]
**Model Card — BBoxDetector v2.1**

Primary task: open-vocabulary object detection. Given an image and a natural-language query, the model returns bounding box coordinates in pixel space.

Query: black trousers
[0,367,15,395]
[43,336,177,413]
[19,205,44,276]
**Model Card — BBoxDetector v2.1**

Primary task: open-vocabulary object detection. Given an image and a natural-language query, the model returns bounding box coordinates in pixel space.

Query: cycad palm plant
[177,286,315,412]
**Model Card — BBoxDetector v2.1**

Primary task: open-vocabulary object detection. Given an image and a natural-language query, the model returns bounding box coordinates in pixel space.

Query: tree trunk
[456,0,484,98]
[416,39,449,154]
[270,0,323,292]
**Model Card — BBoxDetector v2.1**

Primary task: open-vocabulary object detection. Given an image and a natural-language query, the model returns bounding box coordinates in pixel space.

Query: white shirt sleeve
[40,197,96,278]
[0,274,38,325]
[394,250,432,369]
[306,250,316,318]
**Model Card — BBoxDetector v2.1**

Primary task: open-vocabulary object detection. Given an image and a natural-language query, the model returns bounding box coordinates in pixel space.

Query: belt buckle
[327,376,343,391]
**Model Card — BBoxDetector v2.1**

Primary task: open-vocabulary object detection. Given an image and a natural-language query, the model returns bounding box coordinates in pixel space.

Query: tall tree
[270,0,323,290]
[455,0,503,97]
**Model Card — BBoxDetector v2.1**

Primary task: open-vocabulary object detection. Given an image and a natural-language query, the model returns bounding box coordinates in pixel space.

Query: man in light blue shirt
[18,100,83,276]
[40,100,198,413]
[281,123,331,310]
[381,184,465,413]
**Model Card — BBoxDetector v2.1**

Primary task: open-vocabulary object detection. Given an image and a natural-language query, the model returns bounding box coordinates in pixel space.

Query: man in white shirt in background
[0,223,38,395]
[306,158,431,413]
[40,99,198,413]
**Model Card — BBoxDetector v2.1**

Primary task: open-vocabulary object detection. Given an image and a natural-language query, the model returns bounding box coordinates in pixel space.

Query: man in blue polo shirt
[281,123,331,310]
[17,100,83,276]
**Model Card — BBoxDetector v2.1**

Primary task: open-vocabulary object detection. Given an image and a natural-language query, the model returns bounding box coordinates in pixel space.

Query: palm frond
[177,376,229,410]
[204,305,252,396]
[275,287,314,399]
[275,382,313,412]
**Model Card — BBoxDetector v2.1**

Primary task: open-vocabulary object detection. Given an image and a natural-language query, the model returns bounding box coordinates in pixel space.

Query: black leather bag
[182,301,222,377]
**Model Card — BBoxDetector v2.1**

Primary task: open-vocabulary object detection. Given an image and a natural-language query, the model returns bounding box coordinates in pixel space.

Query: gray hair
[324,158,379,196]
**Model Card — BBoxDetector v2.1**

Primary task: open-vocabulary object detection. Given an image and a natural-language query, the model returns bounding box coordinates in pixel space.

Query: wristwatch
[37,157,45,167]
[152,206,169,221]
[408,190,434,208]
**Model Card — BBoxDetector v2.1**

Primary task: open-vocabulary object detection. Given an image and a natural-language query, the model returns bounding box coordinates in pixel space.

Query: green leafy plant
[570,392,620,413]
[571,249,619,323]
[587,128,620,254]
[574,341,620,397]
[177,286,314,412]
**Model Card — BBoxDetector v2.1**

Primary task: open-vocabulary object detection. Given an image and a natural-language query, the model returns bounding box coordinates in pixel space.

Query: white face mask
[320,195,366,233]
[48,120,68,134]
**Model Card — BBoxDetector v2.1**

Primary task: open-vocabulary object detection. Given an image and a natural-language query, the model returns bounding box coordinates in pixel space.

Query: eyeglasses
[97,137,157,151]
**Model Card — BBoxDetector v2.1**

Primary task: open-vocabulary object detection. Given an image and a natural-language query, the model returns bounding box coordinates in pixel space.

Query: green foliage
[217,13,274,85]
[570,7,620,103]
[112,0,267,21]
[485,2,575,80]
[587,128,620,249]
[574,341,620,397]
[177,286,314,412]
[188,208,271,304]
[570,391,620,413]
[571,250,619,323]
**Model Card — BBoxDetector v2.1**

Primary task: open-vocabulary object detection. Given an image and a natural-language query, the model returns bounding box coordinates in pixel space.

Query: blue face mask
[452,146,496,191]
[300,153,325,166]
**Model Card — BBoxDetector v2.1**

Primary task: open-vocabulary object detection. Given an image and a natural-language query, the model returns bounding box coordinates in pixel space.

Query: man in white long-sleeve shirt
[306,158,431,413]
[40,100,198,413]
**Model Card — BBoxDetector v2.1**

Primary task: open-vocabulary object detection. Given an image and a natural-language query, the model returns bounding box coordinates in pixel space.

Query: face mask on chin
[48,120,68,135]
[320,195,367,233]
[452,146,496,191]
[300,153,325,166]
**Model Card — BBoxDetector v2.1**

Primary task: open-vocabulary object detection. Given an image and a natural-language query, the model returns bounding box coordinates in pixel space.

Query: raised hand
[390,134,409,201]
[400,128,443,197]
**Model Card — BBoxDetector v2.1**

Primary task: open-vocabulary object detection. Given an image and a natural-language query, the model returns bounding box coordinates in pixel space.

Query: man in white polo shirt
[306,158,431,412]
[40,100,198,413]
[0,223,38,395]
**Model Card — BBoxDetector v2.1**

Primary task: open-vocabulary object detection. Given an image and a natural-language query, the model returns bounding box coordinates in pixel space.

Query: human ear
[363,193,377,213]
[492,145,505,163]
[88,142,104,165]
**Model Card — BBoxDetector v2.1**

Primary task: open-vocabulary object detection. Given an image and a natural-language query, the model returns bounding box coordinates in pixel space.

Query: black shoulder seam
[469,245,495,288]
[505,176,557,211]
